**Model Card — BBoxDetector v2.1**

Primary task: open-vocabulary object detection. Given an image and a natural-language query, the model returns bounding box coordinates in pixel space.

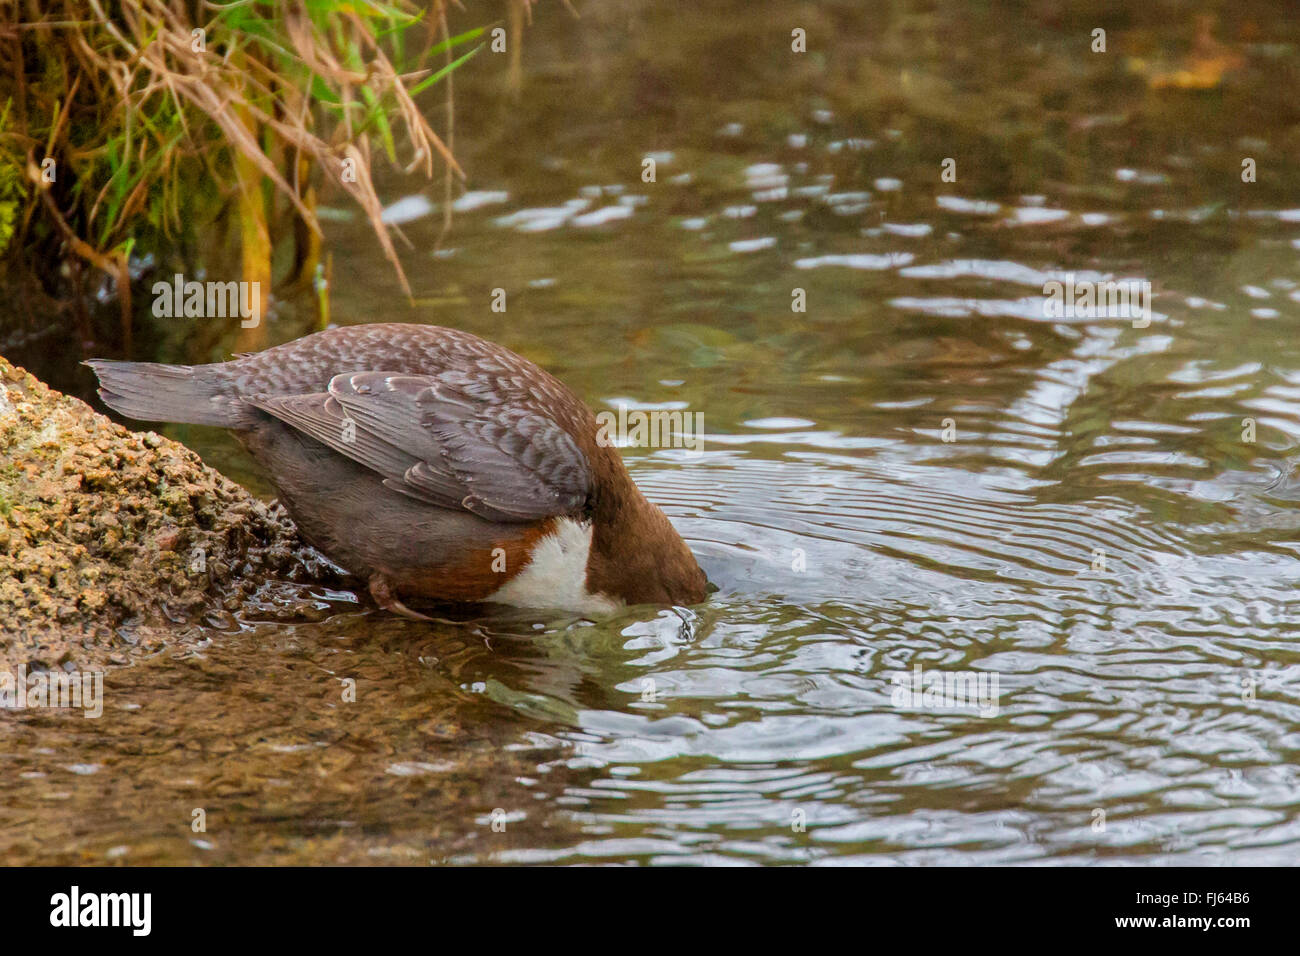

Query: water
[7,0,1300,864]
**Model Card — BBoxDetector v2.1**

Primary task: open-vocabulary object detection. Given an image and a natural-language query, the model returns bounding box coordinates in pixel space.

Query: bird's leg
[368,574,434,622]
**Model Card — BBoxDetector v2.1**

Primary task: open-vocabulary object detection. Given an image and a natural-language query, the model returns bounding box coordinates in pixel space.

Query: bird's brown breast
[385,517,560,603]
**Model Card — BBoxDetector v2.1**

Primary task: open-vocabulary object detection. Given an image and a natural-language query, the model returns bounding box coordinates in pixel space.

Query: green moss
[0,106,22,259]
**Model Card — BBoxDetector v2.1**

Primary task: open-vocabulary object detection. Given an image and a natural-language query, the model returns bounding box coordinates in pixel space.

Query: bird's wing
[246,371,592,523]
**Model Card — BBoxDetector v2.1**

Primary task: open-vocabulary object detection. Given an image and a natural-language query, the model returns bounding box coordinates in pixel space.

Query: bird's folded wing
[246,371,591,522]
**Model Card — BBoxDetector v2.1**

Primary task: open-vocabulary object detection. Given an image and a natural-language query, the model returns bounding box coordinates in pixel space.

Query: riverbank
[0,356,344,670]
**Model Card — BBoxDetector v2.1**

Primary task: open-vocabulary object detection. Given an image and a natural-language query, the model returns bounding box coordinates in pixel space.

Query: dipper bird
[87,324,707,619]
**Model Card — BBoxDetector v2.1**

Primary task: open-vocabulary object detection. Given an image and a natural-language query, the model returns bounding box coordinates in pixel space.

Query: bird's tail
[84,359,254,428]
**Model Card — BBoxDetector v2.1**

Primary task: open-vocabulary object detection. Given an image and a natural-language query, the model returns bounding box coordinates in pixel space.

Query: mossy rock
[0,355,342,670]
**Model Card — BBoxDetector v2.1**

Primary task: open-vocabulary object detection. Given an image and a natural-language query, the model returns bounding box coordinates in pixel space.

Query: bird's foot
[368,575,434,622]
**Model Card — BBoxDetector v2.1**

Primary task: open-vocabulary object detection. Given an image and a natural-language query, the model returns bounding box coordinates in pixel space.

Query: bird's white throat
[486,517,622,616]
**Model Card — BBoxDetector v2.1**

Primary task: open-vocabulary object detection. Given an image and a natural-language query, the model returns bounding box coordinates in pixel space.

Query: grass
[0,0,491,353]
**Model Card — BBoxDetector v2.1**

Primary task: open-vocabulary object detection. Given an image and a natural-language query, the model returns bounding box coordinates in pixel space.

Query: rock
[0,354,345,670]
